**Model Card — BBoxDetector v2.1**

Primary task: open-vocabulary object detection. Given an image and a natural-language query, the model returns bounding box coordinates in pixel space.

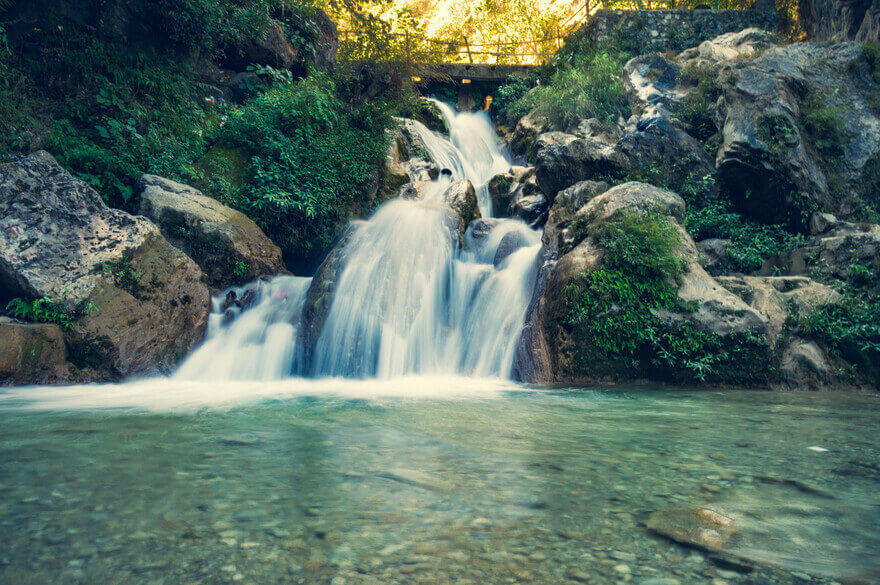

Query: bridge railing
[338,0,603,66]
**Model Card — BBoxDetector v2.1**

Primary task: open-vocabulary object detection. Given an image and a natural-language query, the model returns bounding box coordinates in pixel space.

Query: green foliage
[800,295,880,363]
[233,260,251,280]
[687,203,803,274]
[213,74,391,269]
[863,42,880,85]
[564,209,768,383]
[5,298,75,330]
[496,46,630,130]
[101,258,141,292]
[494,73,538,126]
[529,49,631,129]
[675,63,721,146]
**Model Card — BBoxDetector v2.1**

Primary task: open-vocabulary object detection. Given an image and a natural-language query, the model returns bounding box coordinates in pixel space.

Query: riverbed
[0,381,878,585]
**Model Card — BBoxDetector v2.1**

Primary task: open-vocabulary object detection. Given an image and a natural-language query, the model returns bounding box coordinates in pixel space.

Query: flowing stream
[177,101,540,381]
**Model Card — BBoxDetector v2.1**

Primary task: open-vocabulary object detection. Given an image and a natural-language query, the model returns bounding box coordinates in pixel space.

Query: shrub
[212,74,392,270]
[799,295,880,376]
[686,203,803,273]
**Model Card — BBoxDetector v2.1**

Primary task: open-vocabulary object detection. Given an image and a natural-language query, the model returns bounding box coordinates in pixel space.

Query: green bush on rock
[563,209,769,383]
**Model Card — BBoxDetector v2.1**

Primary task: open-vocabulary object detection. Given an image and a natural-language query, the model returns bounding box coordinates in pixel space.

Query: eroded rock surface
[0,152,210,380]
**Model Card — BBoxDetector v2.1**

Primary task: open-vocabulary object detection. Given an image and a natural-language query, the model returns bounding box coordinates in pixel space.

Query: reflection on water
[0,385,878,585]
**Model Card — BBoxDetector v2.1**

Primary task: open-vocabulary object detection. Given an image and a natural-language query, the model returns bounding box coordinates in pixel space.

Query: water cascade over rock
[178,102,541,380]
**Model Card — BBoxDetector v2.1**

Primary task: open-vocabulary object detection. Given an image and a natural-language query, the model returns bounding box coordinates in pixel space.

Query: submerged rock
[646,508,739,552]
[137,174,287,289]
[0,151,210,380]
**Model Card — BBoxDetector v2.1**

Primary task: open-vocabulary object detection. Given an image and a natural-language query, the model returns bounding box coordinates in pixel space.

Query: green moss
[800,91,848,161]
[5,298,74,330]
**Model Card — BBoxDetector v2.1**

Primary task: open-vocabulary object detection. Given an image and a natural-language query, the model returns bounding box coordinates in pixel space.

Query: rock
[309,8,339,72]
[713,40,880,223]
[137,175,287,289]
[466,218,502,247]
[441,180,480,227]
[646,508,738,552]
[515,182,771,384]
[760,222,880,286]
[715,275,841,345]
[697,239,732,271]
[0,318,71,385]
[494,230,532,267]
[677,28,777,64]
[508,110,547,157]
[511,194,549,228]
[0,152,210,379]
[224,19,299,71]
[800,0,880,42]
[809,212,838,235]
[534,131,626,201]
[543,180,610,255]
[488,172,515,216]
[780,338,834,389]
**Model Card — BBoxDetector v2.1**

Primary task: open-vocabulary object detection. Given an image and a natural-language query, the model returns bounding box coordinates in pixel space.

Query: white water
[176,101,541,382]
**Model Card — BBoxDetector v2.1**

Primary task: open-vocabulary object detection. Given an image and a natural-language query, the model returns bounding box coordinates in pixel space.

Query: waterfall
[178,101,541,381]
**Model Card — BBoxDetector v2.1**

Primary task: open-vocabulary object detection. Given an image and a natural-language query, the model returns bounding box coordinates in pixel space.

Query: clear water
[0,384,878,585]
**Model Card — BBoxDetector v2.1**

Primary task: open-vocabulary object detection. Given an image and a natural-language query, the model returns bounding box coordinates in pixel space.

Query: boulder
[780,338,834,389]
[0,318,71,385]
[543,180,610,255]
[516,182,771,384]
[493,229,533,267]
[441,180,480,228]
[224,19,299,71]
[759,222,880,288]
[137,175,287,289]
[508,110,547,157]
[0,152,210,379]
[534,131,626,201]
[715,275,841,345]
[799,0,880,42]
[677,28,778,64]
[511,194,549,228]
[697,238,732,271]
[712,40,880,224]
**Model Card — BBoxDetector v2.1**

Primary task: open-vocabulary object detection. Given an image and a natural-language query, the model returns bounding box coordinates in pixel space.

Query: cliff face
[799,0,880,42]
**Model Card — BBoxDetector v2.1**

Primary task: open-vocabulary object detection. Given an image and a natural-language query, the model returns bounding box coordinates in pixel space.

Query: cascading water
[179,101,541,381]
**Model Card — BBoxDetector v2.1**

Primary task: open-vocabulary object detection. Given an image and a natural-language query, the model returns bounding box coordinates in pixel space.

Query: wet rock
[646,508,738,552]
[534,131,626,201]
[511,194,549,228]
[441,180,480,227]
[494,230,532,267]
[0,318,71,385]
[137,175,287,288]
[543,180,610,255]
[0,151,210,380]
[223,19,299,71]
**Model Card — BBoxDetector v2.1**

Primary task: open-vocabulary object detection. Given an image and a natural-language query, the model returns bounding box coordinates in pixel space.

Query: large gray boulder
[137,175,287,289]
[711,39,880,224]
[0,152,210,380]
